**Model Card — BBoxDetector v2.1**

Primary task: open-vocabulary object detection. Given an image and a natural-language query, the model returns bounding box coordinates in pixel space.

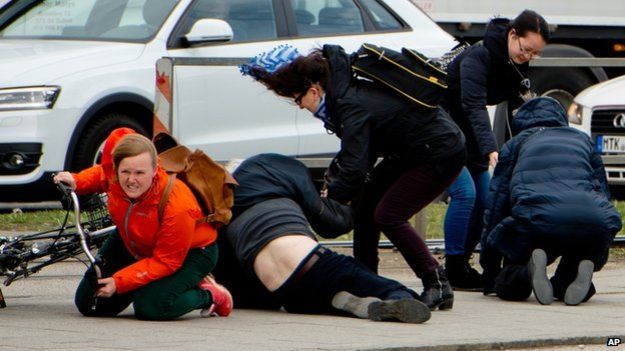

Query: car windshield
[0,0,178,42]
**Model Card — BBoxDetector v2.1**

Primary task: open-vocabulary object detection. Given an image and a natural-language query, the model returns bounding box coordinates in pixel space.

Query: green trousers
[75,231,218,320]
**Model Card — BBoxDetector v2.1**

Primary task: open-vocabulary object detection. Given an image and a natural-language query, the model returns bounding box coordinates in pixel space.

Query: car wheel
[530,67,595,111]
[71,112,148,172]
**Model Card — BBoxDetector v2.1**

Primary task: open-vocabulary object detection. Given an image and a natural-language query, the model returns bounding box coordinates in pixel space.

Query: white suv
[0,0,455,201]
[569,75,625,185]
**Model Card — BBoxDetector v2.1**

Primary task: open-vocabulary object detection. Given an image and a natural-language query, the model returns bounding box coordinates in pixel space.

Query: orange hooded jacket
[72,128,216,294]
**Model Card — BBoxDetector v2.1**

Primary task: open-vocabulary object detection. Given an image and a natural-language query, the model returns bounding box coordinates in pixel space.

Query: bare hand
[488,152,499,167]
[53,172,76,190]
[95,277,116,298]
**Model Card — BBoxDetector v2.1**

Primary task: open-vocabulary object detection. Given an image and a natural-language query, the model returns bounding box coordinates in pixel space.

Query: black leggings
[353,159,460,277]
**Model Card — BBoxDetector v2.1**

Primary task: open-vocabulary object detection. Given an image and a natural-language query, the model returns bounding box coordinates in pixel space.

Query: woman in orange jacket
[53,131,232,320]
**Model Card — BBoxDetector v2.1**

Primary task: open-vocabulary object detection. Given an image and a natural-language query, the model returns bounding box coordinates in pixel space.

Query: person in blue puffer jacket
[440,10,550,291]
[480,96,621,306]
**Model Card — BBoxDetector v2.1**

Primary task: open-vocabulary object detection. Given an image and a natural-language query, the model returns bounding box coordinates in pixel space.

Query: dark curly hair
[252,49,331,99]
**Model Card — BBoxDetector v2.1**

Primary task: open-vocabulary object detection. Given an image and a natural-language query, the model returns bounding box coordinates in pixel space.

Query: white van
[0,0,455,201]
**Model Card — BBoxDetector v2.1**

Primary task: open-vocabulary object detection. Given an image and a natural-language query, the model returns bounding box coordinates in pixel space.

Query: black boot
[420,266,454,310]
[438,266,454,310]
[445,254,483,291]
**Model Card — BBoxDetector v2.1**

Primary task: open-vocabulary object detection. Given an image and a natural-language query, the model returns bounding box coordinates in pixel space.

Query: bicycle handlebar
[0,178,112,307]
[55,181,73,197]
[55,180,103,279]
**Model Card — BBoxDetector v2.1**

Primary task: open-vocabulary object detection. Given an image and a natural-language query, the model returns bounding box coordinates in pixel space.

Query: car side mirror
[185,19,233,45]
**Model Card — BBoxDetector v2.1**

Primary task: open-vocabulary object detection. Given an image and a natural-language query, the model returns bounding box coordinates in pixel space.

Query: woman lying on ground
[213,153,431,323]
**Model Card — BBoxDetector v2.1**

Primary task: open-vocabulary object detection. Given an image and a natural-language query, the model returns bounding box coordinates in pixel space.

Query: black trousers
[494,255,596,302]
[493,228,608,302]
[215,242,417,314]
[275,245,417,314]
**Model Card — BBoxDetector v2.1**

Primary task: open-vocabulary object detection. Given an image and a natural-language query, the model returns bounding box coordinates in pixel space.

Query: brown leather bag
[153,132,238,227]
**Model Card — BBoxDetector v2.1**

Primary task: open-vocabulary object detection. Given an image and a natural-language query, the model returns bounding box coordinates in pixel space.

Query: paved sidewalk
[0,250,623,351]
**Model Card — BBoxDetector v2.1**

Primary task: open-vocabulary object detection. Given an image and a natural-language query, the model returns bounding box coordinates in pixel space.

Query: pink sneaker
[199,274,233,317]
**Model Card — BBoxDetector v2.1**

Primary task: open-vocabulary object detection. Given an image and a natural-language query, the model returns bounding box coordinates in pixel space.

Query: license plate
[597,135,625,153]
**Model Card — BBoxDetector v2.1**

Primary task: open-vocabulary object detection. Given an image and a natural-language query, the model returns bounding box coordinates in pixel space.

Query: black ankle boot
[420,266,454,310]
[438,266,454,310]
[445,254,483,291]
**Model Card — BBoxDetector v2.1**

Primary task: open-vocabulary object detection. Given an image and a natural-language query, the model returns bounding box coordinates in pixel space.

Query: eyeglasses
[517,36,541,59]
[293,89,308,105]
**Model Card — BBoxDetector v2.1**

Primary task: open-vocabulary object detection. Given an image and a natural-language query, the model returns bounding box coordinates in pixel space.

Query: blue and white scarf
[314,93,328,123]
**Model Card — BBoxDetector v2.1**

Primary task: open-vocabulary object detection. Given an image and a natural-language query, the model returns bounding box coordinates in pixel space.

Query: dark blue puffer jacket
[481,97,621,271]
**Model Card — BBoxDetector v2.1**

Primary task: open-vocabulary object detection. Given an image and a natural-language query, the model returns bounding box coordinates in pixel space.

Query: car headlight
[567,101,584,125]
[0,86,60,111]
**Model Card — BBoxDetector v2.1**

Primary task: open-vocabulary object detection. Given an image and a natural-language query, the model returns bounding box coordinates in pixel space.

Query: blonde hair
[112,134,157,170]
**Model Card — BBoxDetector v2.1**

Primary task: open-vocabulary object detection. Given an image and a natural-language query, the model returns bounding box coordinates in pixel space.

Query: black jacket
[231,153,353,238]
[441,18,528,171]
[214,153,354,310]
[322,45,466,203]
[480,97,621,274]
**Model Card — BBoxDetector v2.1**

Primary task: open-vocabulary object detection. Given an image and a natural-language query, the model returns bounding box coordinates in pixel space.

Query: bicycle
[0,183,115,308]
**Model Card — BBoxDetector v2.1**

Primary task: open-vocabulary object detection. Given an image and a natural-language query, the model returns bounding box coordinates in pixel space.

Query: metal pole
[320,237,625,250]
[530,57,625,68]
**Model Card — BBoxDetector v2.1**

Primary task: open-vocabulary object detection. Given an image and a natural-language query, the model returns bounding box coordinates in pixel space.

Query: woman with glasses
[240,44,466,310]
[440,9,549,292]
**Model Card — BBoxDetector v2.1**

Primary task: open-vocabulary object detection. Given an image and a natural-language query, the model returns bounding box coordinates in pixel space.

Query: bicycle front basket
[81,193,113,231]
